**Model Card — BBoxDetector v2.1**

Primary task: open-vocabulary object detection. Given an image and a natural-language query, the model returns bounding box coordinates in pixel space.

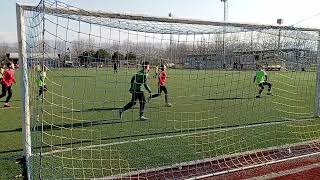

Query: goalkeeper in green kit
[119,61,152,121]
[37,65,48,97]
[253,65,272,98]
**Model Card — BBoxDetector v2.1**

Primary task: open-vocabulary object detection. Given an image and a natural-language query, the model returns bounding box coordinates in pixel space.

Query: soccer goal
[17,0,320,179]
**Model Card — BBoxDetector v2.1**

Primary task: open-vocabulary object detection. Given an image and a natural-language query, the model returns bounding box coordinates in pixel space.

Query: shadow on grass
[64,106,157,113]
[64,107,121,113]
[0,148,24,154]
[54,75,95,78]
[0,107,157,133]
[0,128,22,133]
[0,117,304,155]
[0,99,21,102]
[0,154,27,179]
[204,97,254,101]
[0,118,134,134]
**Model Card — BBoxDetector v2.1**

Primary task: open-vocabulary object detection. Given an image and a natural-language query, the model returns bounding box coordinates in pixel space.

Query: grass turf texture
[1,68,320,179]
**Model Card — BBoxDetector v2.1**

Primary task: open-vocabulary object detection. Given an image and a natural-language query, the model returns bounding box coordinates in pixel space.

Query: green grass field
[1,68,320,179]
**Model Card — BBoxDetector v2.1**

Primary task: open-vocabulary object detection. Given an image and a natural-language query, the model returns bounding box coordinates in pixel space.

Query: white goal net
[17,0,320,179]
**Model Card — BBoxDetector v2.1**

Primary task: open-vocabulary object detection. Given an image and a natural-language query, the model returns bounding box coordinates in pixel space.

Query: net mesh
[20,0,320,179]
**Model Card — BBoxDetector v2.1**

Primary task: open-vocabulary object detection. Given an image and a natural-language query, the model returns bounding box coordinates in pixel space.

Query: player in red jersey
[148,64,172,107]
[0,62,16,107]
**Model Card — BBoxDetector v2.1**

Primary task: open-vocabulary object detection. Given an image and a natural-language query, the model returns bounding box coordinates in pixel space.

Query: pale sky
[1,0,320,43]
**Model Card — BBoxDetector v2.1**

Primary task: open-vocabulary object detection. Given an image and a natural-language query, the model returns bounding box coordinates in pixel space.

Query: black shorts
[158,86,168,94]
[258,82,271,89]
[40,85,48,91]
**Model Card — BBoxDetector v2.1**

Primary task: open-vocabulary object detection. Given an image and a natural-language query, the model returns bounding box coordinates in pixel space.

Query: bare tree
[71,40,85,57]
[0,42,14,62]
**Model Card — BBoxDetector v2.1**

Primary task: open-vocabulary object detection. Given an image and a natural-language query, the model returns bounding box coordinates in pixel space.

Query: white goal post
[16,3,32,180]
[16,0,320,179]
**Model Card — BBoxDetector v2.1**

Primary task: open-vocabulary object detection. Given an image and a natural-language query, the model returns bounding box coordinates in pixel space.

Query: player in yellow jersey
[154,65,159,78]
[0,63,4,82]
[0,63,5,104]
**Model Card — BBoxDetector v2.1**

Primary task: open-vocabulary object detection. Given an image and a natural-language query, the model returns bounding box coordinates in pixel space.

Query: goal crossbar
[16,1,320,179]
[19,4,320,33]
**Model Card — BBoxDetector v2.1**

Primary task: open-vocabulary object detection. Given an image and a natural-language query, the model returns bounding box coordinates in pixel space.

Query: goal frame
[16,3,32,180]
[16,2,320,179]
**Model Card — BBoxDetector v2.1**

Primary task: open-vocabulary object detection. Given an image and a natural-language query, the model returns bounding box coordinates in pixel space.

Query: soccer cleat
[267,92,273,96]
[165,103,172,107]
[139,116,149,121]
[256,95,261,98]
[119,109,123,119]
[4,103,11,107]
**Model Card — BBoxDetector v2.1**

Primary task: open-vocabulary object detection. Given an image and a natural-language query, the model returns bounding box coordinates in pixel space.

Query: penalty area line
[41,118,303,156]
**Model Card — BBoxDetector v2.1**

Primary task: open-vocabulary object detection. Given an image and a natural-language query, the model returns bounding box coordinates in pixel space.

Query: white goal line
[41,117,314,156]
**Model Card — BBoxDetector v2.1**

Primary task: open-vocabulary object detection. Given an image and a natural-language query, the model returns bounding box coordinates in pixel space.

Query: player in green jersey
[0,63,4,82]
[253,65,272,98]
[37,65,48,97]
[119,61,152,121]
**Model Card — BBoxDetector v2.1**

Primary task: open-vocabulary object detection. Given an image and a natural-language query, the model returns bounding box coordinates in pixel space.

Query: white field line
[275,72,295,80]
[272,80,297,88]
[273,94,305,102]
[272,101,309,109]
[41,118,309,156]
[273,87,299,95]
[274,108,311,115]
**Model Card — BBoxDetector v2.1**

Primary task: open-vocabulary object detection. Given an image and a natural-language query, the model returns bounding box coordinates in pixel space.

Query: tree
[95,49,110,62]
[111,51,124,62]
[79,50,95,66]
[71,40,86,58]
[125,52,136,60]
[0,45,9,62]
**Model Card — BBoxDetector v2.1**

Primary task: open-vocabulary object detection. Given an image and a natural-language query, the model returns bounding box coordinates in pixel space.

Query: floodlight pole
[277,19,283,53]
[67,47,72,65]
[16,3,32,180]
[68,48,71,62]
[221,0,228,68]
[169,12,173,62]
[222,0,228,25]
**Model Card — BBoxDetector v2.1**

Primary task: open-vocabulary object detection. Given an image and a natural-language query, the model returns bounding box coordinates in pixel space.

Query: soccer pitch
[1,68,320,179]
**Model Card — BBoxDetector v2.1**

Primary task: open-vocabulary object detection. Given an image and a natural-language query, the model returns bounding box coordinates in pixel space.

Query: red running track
[112,142,320,179]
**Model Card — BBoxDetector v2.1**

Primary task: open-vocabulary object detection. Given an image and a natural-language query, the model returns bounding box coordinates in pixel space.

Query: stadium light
[169,12,173,62]
[277,19,283,53]
[221,0,228,22]
[221,0,228,68]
